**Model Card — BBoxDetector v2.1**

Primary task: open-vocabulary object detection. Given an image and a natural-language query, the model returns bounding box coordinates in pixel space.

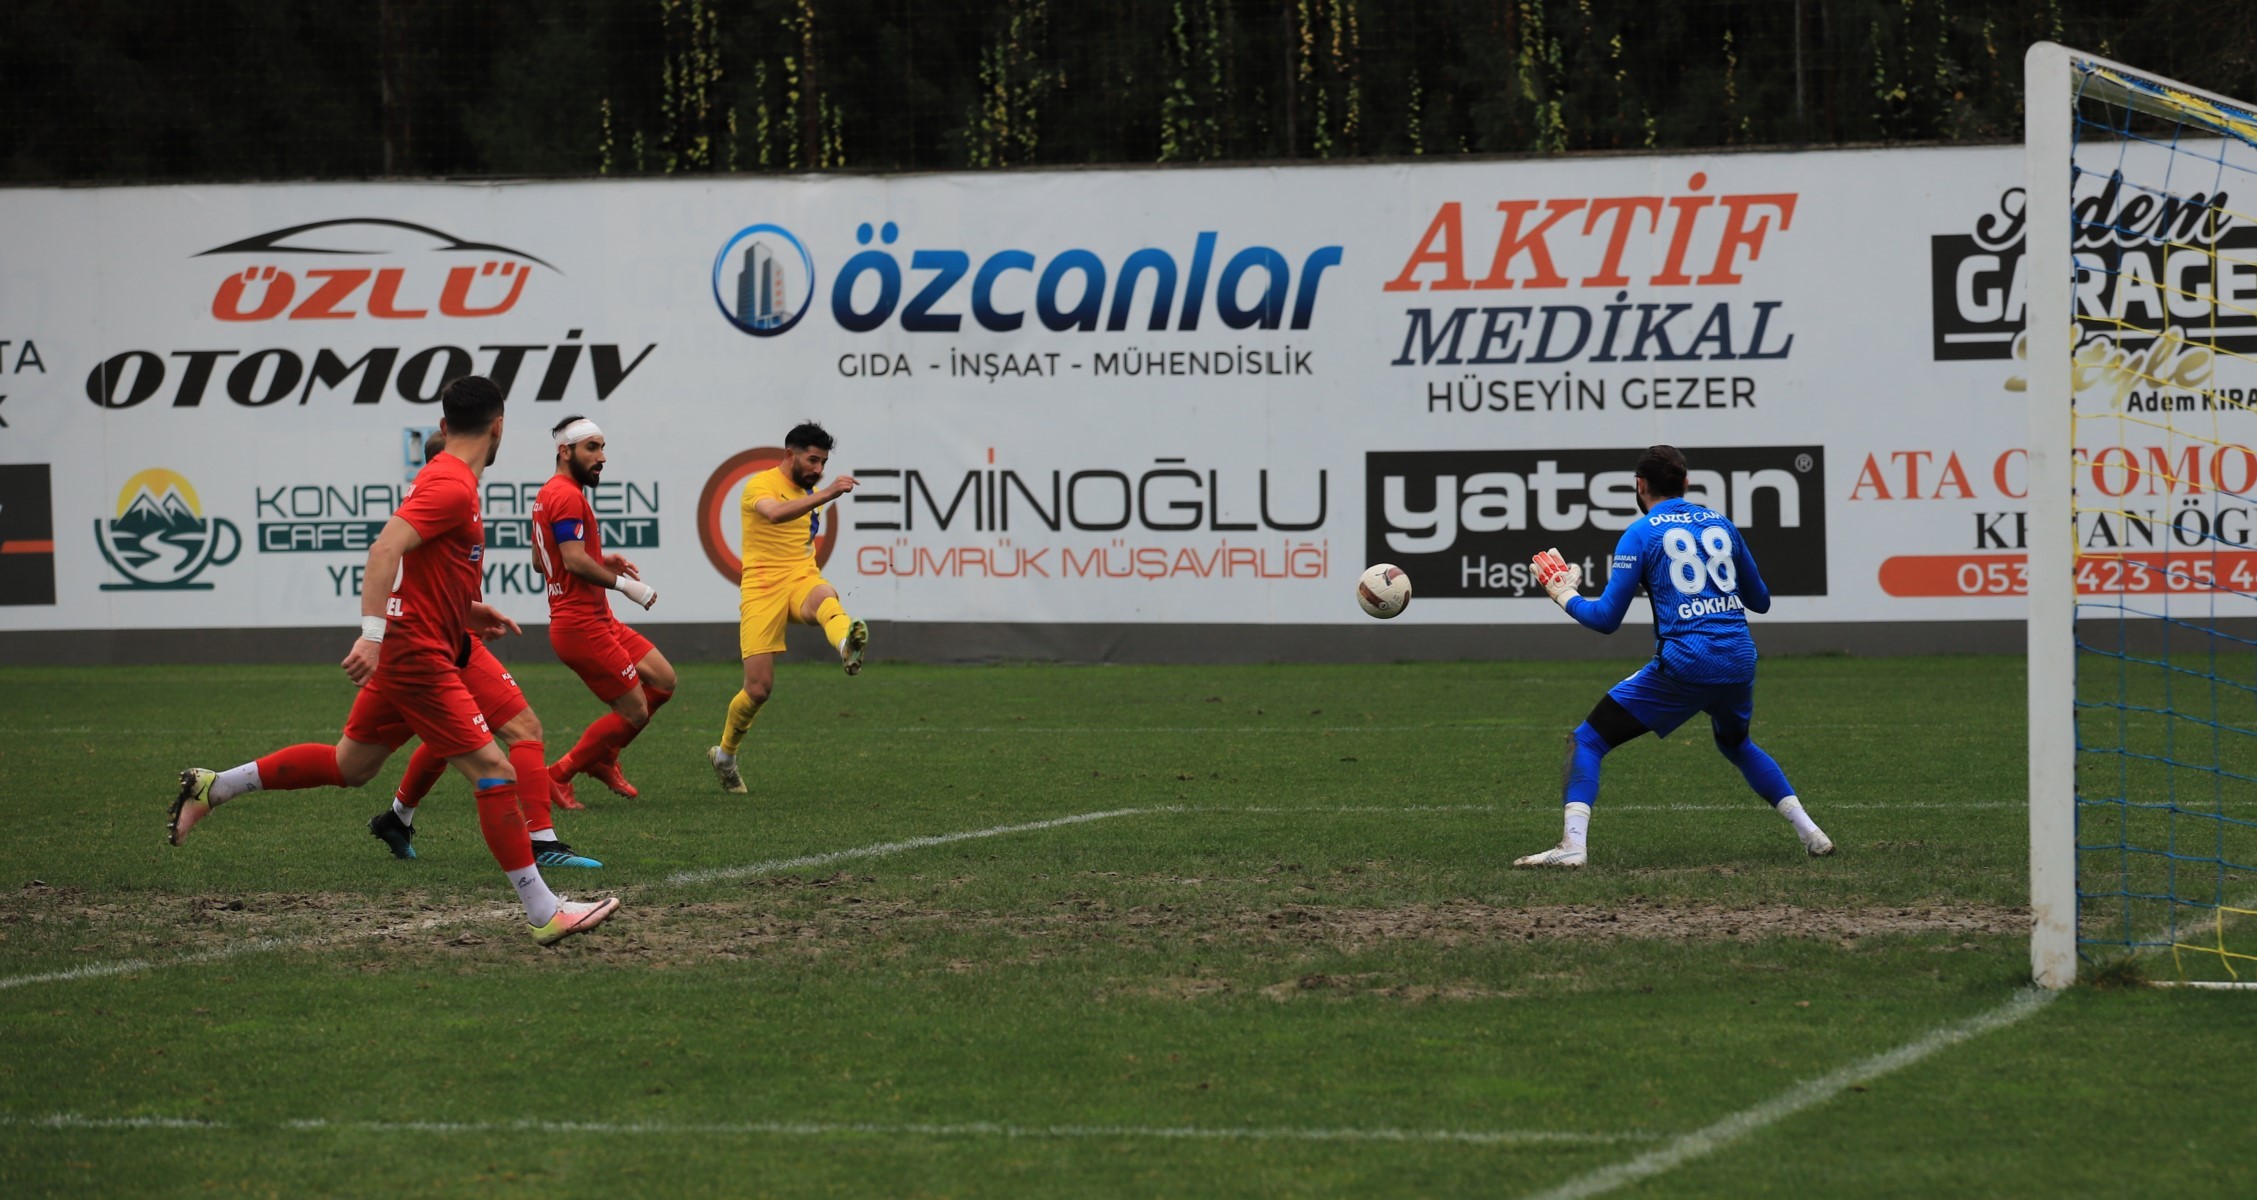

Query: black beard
[791,467,820,490]
[570,459,603,487]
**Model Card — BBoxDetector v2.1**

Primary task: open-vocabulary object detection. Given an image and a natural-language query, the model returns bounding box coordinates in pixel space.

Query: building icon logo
[93,468,242,591]
[737,242,787,329]
[712,224,815,337]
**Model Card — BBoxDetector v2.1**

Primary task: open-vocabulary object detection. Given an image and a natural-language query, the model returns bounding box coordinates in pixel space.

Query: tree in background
[3,0,2253,182]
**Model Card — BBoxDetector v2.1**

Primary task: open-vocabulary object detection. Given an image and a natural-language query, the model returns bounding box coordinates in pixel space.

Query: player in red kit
[366,426,600,869]
[532,415,675,805]
[365,635,603,868]
[168,375,618,946]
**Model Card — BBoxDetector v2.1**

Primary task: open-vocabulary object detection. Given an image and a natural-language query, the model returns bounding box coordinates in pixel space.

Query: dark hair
[551,414,587,436]
[1636,445,1689,498]
[440,375,505,435]
[784,421,834,451]
[424,426,447,453]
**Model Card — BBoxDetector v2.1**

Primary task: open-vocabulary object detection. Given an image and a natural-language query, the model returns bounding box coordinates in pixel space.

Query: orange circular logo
[698,448,840,582]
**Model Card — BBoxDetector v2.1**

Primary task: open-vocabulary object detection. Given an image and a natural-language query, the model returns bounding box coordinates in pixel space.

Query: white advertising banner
[0,145,2242,633]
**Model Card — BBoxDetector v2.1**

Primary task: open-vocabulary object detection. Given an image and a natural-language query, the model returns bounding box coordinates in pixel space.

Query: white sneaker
[708,746,747,795]
[1802,829,1837,857]
[1513,844,1587,868]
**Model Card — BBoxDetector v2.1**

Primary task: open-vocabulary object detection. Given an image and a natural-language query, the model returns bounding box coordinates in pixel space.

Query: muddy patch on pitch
[1229,900,2029,947]
[453,895,2031,967]
[4,880,2031,972]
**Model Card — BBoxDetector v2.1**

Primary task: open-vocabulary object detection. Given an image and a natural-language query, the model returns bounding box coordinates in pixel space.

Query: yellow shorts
[738,568,829,658]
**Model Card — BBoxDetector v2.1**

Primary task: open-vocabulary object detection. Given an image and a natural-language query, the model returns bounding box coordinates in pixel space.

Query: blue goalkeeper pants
[1563,664,1794,808]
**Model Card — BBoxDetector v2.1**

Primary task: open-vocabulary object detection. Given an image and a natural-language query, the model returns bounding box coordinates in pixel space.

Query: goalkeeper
[1519,444,1834,868]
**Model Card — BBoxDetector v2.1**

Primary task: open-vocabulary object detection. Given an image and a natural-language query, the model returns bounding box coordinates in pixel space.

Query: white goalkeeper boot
[1777,797,1835,857]
[1516,801,1591,868]
[1513,844,1588,868]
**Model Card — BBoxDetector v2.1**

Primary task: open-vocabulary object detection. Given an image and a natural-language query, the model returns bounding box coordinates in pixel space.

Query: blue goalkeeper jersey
[1563,496,1773,685]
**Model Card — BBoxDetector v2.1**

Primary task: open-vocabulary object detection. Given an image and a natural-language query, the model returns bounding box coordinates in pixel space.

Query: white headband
[554,418,603,446]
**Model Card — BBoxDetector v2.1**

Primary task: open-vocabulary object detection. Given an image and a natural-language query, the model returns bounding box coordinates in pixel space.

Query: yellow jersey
[739,466,819,579]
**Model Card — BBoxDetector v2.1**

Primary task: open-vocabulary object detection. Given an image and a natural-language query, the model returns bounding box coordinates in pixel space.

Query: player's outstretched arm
[344,516,425,684]
[1732,529,1773,614]
[1571,556,1641,634]
[752,475,858,525]
[1535,530,1641,634]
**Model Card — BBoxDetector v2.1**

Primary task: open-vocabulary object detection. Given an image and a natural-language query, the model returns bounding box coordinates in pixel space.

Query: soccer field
[2,656,2253,1198]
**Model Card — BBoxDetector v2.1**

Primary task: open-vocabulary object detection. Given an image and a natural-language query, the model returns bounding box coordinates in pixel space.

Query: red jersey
[532,474,615,628]
[381,452,485,677]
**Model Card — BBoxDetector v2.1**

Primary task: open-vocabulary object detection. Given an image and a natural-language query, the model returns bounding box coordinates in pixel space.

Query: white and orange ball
[1356,563,1412,619]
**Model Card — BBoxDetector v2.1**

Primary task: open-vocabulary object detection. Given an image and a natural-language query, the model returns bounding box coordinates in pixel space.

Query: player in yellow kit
[708,421,870,793]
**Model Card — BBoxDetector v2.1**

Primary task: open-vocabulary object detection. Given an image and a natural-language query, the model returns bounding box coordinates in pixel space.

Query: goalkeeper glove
[1532,548,1582,607]
[615,576,658,610]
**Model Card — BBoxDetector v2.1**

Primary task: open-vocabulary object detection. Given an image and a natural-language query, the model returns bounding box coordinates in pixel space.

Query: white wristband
[615,575,658,609]
[360,616,387,643]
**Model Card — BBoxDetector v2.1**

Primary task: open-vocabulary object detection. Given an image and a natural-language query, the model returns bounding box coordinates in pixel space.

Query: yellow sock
[718,690,761,755]
[815,596,853,649]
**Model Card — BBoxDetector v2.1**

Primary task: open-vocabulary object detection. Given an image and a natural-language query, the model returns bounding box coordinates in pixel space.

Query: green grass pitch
[2,655,2254,1197]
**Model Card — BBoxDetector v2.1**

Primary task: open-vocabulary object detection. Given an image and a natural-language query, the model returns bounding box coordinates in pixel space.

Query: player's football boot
[548,767,584,811]
[529,896,620,946]
[1802,828,1837,857]
[368,809,417,860]
[532,841,603,869]
[168,769,217,846]
[585,755,639,799]
[709,746,748,794]
[1512,843,1588,868]
[841,619,870,676]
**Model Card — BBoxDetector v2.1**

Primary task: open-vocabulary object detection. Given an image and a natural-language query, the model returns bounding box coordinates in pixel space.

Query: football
[1356,563,1412,619]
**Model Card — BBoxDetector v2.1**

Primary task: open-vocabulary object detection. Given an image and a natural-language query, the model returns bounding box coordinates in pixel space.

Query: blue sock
[1715,735,1793,805]
[1564,722,1611,808]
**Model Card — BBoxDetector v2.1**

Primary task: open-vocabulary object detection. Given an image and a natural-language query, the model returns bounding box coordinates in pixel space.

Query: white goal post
[2026,43,2257,989]
[2025,41,2078,991]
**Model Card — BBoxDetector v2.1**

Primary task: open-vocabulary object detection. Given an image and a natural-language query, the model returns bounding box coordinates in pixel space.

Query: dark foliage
[4,0,2252,182]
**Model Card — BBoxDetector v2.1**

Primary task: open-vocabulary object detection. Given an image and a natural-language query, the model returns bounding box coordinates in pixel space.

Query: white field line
[1520,884,2257,1197]
[1,1113,222,1130]
[0,910,505,993]
[0,1111,1654,1147]
[1519,987,2059,1200]
[0,808,1156,993]
[0,941,283,993]
[660,807,1159,887]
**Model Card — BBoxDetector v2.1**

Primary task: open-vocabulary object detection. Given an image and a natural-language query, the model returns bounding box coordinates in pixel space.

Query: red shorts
[343,670,494,759]
[344,643,526,757]
[550,621,655,702]
[458,642,531,730]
